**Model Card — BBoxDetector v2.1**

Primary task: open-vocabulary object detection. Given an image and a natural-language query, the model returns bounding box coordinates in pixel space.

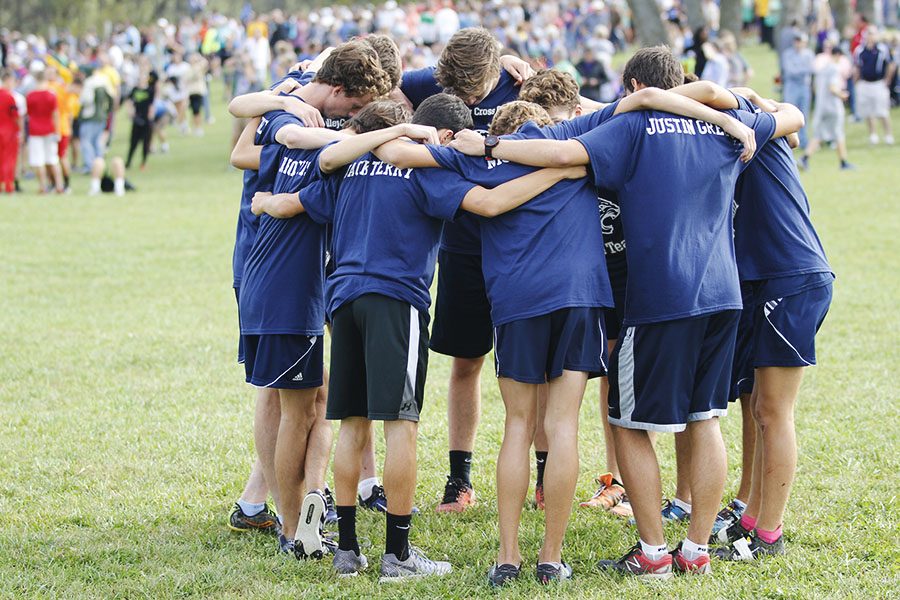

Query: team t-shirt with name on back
[427,127,613,326]
[574,108,777,326]
[299,149,477,318]
[231,113,294,288]
[401,68,521,255]
[732,94,832,289]
[240,144,327,336]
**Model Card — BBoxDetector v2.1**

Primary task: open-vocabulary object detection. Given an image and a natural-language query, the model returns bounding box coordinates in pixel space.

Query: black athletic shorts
[326,294,429,422]
[189,94,204,116]
[430,250,493,358]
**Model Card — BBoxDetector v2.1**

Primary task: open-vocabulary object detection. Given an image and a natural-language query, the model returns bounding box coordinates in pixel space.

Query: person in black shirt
[126,70,158,169]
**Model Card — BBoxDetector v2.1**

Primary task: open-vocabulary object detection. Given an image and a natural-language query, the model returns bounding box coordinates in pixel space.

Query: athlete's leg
[613,425,665,545]
[684,417,727,545]
[496,378,539,565]
[448,355,485,455]
[383,419,419,515]
[126,124,141,168]
[538,370,588,564]
[303,369,332,493]
[239,459,268,504]
[736,393,756,503]
[252,388,280,506]
[274,387,318,540]
[334,417,371,507]
[744,384,764,522]
[599,338,620,478]
[673,431,692,505]
[752,366,805,532]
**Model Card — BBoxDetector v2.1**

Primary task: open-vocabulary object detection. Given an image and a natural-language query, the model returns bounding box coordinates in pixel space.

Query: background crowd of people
[0,0,898,194]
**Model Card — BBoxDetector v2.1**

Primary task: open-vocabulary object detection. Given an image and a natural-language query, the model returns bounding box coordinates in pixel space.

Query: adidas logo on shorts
[292,372,304,382]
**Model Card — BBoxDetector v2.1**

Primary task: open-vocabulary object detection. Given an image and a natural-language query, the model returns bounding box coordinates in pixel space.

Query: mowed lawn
[0,45,898,599]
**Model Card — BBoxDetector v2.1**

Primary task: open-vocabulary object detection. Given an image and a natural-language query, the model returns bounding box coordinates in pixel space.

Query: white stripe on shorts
[262,336,318,388]
[617,327,636,422]
[405,306,420,391]
[763,300,813,366]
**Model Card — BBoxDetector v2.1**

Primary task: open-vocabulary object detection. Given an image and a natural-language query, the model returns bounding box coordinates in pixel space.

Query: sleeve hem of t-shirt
[572,136,601,187]
[448,183,478,222]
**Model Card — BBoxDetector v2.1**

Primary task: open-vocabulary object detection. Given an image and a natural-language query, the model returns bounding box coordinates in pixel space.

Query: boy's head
[0,68,14,88]
[621,45,683,94]
[313,40,392,118]
[518,69,582,122]
[361,34,402,90]
[345,99,411,134]
[435,28,501,105]
[412,93,473,145]
[488,101,553,135]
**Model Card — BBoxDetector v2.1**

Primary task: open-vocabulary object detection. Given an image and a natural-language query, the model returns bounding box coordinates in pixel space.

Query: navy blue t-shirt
[732,94,832,283]
[231,115,286,288]
[575,109,777,326]
[509,103,627,290]
[239,145,327,336]
[401,67,521,255]
[428,139,612,326]
[300,151,477,317]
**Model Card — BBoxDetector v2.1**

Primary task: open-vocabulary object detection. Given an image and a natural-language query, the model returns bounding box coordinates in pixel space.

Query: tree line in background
[0,0,881,45]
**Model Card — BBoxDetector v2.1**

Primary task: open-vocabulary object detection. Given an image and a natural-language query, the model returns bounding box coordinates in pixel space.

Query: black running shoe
[710,518,752,545]
[487,563,520,587]
[535,561,572,584]
[228,502,279,535]
[436,477,476,513]
[714,531,785,561]
[359,484,388,512]
[323,487,338,525]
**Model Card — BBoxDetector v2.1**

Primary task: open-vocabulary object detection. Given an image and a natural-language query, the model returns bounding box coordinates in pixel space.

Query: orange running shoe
[579,473,626,510]
[435,476,476,513]
[534,483,545,510]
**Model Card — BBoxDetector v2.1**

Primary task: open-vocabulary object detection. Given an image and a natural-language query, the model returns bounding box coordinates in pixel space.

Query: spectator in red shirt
[0,68,22,193]
[25,67,64,193]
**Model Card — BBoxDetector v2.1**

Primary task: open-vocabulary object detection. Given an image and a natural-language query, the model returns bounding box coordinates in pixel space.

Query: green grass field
[1,44,898,598]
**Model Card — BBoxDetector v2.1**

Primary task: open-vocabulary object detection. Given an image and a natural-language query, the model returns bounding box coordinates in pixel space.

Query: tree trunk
[830,0,852,32]
[720,0,743,41]
[684,0,706,30]
[625,0,670,46]
[856,0,876,23]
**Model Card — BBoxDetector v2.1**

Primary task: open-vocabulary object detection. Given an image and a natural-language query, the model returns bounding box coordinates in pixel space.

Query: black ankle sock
[535,451,549,487]
[448,450,473,484]
[336,505,358,553]
[385,512,412,560]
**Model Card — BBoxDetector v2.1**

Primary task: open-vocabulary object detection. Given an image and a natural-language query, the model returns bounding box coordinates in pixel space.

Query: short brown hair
[314,40,392,98]
[489,101,553,135]
[518,70,580,112]
[682,71,699,84]
[362,34,402,90]
[435,28,501,101]
[345,99,411,134]
[622,45,684,93]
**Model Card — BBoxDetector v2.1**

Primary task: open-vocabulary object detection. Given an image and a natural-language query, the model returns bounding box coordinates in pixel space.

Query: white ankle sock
[673,497,692,513]
[639,539,668,561]
[681,538,708,561]
[114,178,125,196]
[237,499,265,516]
[357,477,379,500]
[89,178,100,194]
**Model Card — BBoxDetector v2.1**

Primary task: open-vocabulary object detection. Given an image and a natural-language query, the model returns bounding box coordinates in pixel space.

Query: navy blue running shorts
[243,333,324,390]
[608,310,740,433]
[494,307,608,384]
[430,250,493,359]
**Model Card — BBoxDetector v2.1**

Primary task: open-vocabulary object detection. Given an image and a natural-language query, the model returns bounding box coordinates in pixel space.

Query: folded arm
[450,130,589,168]
[230,117,262,170]
[251,190,307,218]
[228,89,325,127]
[275,124,347,149]
[319,125,440,173]
[373,139,440,169]
[461,166,586,217]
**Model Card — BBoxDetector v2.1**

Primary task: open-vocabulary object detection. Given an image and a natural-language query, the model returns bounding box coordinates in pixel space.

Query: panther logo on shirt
[598,196,620,236]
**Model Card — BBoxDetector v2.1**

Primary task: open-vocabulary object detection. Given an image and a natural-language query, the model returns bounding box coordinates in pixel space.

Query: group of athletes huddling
[223,28,833,584]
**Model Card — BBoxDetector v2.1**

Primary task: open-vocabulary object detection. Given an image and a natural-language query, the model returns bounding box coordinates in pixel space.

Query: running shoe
[710,500,745,539]
[487,563,521,587]
[333,548,368,577]
[379,547,452,582]
[714,531,785,561]
[436,476,476,513]
[610,494,634,519]
[323,487,338,525]
[295,490,327,560]
[709,518,752,545]
[661,499,691,522]
[534,484,545,511]
[579,473,626,510]
[228,502,279,534]
[359,484,419,515]
[278,534,294,555]
[598,543,674,580]
[536,561,572,584]
[670,543,712,575]
[359,484,388,512]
